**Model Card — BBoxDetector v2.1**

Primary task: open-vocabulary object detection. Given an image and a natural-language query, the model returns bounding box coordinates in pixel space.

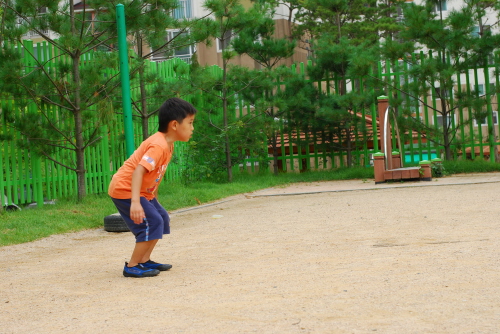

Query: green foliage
[0,0,208,199]
[443,158,500,174]
[0,1,130,200]
[292,0,401,45]
[431,161,446,177]
[381,0,500,160]
[188,0,286,181]
[186,64,270,182]
[90,0,213,140]
[232,1,295,69]
[287,0,399,167]
[281,65,374,167]
[229,1,299,175]
[183,117,267,183]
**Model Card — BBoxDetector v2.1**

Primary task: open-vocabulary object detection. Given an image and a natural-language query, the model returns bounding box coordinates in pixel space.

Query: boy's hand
[130,201,146,224]
[130,165,147,224]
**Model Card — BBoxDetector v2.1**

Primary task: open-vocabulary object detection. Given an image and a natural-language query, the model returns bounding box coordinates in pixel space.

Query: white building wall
[410,0,499,34]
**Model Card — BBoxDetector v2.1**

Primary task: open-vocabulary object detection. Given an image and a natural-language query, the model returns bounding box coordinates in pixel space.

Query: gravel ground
[1,174,500,334]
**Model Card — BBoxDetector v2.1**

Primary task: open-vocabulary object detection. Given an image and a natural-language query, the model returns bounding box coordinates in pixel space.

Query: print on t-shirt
[142,155,156,169]
[146,164,168,194]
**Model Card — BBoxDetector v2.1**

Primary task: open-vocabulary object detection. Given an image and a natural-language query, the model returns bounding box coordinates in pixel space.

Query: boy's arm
[130,165,148,224]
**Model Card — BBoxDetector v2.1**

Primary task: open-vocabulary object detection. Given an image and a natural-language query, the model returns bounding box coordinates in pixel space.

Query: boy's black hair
[158,98,197,133]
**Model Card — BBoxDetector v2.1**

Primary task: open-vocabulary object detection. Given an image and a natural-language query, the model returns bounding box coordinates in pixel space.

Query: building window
[474,111,498,127]
[472,26,480,37]
[436,114,456,128]
[472,25,491,38]
[433,0,447,12]
[434,86,451,100]
[32,45,46,62]
[217,30,234,52]
[476,84,485,96]
[152,30,195,63]
[173,0,192,19]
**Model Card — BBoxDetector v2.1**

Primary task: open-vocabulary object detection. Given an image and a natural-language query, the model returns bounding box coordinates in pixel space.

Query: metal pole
[116,4,135,157]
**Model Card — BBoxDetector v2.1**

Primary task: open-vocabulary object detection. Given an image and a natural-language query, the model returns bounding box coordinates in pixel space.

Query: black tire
[5,204,21,212]
[104,213,130,232]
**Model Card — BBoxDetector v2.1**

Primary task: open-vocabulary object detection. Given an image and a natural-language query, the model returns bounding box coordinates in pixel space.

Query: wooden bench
[373,96,433,184]
[384,167,421,181]
[374,152,432,184]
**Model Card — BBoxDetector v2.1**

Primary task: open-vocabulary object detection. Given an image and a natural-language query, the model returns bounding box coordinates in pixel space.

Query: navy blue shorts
[111,197,170,242]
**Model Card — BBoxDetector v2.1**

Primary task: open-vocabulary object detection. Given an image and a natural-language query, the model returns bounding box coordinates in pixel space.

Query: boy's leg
[111,197,171,273]
[127,239,159,267]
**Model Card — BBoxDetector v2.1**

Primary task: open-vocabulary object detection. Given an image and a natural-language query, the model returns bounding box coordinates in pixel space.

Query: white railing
[23,28,50,38]
[153,55,192,64]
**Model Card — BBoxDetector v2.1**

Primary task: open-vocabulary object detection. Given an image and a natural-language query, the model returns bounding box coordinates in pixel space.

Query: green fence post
[116,3,135,157]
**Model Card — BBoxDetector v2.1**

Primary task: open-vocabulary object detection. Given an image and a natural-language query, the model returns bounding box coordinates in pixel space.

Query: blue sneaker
[123,262,160,278]
[141,260,172,271]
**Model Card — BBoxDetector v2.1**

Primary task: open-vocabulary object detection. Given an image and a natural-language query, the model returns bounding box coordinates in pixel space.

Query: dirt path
[1,174,500,333]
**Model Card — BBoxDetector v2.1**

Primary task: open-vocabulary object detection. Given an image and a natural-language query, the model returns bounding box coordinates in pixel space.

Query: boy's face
[173,114,195,142]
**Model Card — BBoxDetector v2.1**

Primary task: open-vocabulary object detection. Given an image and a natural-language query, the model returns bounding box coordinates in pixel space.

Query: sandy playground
[1,173,500,333]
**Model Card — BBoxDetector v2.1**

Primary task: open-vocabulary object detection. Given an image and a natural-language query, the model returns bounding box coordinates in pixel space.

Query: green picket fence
[1,41,499,207]
[0,41,193,208]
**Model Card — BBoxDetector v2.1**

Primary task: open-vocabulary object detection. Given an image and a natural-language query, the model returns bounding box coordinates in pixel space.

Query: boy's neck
[158,131,174,145]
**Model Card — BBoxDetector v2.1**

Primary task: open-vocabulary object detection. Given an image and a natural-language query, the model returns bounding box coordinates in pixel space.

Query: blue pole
[116,4,135,157]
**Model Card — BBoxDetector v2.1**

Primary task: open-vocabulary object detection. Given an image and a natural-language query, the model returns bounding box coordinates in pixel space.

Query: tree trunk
[345,129,353,167]
[70,2,86,201]
[136,34,150,140]
[139,66,149,139]
[269,104,279,175]
[222,58,232,182]
[69,56,86,203]
[73,55,86,201]
[440,96,452,160]
[220,16,233,183]
[271,133,279,175]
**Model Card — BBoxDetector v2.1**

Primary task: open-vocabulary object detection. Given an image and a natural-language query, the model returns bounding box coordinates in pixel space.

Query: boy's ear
[168,120,179,131]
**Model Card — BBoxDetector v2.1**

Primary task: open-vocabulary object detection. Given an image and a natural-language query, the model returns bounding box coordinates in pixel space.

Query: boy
[108,98,196,278]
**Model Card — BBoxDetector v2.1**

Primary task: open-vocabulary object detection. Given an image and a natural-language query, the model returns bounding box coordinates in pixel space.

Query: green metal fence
[1,40,499,207]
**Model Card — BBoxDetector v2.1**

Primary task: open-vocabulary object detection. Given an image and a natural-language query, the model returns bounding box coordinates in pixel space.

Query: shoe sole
[142,263,172,271]
[123,269,160,278]
[156,265,172,271]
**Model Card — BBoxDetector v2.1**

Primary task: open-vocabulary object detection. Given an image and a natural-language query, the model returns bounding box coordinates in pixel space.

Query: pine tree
[231,1,296,174]
[189,0,273,182]
[0,0,201,200]
[381,0,500,161]
[91,0,212,139]
[287,0,401,167]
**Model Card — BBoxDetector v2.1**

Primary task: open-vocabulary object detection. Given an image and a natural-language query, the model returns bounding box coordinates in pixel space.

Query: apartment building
[148,0,307,68]
[397,0,500,136]
[19,0,307,68]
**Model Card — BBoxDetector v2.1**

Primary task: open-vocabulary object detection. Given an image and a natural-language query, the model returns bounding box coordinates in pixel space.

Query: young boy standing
[108,98,196,278]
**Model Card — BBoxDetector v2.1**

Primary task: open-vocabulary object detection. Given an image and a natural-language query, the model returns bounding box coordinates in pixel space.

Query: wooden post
[377,96,393,170]
[373,152,386,184]
[419,160,432,181]
[392,151,401,169]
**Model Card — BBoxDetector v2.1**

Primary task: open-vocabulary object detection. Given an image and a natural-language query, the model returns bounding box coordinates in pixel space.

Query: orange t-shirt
[108,132,174,200]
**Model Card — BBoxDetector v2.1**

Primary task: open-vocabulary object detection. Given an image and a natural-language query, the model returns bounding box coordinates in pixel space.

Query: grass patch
[0,194,117,246]
[442,158,500,174]
[0,161,497,247]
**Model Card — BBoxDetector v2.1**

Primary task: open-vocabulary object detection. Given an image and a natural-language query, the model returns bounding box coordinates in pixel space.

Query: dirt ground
[1,173,500,334]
